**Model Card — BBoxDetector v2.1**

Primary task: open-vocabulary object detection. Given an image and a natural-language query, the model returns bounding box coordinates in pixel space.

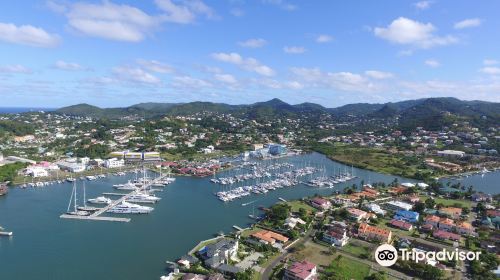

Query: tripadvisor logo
[374,244,481,267]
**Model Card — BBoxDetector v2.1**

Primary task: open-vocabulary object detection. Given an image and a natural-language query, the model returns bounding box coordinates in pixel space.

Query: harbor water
[0,152,496,280]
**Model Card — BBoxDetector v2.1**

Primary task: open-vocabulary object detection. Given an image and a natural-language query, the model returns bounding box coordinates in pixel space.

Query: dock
[232,225,244,231]
[0,231,13,236]
[102,192,127,196]
[278,197,287,202]
[60,172,170,223]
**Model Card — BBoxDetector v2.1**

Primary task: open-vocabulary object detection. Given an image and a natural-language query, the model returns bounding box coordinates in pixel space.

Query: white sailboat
[77,181,100,212]
[66,181,90,216]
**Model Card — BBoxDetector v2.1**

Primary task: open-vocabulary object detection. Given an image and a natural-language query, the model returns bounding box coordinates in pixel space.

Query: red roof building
[283,260,318,280]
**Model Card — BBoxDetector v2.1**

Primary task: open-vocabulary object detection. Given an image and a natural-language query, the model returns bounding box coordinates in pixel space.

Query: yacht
[107,201,153,214]
[113,181,137,190]
[126,192,161,203]
[66,178,76,183]
[88,196,112,204]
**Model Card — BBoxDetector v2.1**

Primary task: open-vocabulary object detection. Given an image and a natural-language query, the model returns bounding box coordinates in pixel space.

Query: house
[424,215,441,228]
[358,223,392,243]
[283,260,318,280]
[198,238,238,269]
[393,210,420,223]
[347,208,368,222]
[366,203,386,216]
[385,201,413,211]
[472,193,492,202]
[456,221,474,236]
[323,223,349,247]
[26,167,48,177]
[285,217,306,229]
[433,230,460,241]
[104,158,125,168]
[182,274,206,280]
[438,217,455,231]
[437,150,466,158]
[251,230,289,245]
[439,207,462,219]
[310,197,331,210]
[390,219,413,231]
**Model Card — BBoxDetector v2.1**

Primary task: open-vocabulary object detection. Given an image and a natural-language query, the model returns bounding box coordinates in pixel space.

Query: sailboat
[77,181,100,212]
[66,181,90,216]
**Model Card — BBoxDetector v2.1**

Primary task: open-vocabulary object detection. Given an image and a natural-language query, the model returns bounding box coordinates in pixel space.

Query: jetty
[60,172,169,223]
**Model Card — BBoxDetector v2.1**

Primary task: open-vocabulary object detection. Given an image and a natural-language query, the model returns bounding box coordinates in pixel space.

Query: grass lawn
[286,200,316,214]
[323,256,371,280]
[291,240,338,266]
[341,243,371,258]
[241,227,262,238]
[432,197,472,208]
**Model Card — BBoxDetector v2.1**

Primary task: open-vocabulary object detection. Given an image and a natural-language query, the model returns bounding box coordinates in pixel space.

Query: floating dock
[60,173,170,223]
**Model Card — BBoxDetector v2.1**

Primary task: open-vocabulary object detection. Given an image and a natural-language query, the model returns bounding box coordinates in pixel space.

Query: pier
[60,172,170,223]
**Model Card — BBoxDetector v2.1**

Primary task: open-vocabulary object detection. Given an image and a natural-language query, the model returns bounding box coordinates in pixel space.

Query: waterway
[0,152,496,279]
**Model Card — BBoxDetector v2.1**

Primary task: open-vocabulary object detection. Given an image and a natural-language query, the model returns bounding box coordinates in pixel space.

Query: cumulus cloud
[61,1,162,42]
[483,59,498,66]
[172,75,212,88]
[283,46,306,54]
[290,67,378,93]
[365,70,394,79]
[211,52,275,76]
[112,67,161,84]
[214,73,238,84]
[454,18,481,29]
[53,60,87,71]
[238,38,267,48]
[0,22,60,47]
[413,1,431,10]
[0,64,32,74]
[155,0,216,24]
[374,17,457,49]
[479,67,500,75]
[425,59,441,67]
[316,34,333,43]
[136,59,175,73]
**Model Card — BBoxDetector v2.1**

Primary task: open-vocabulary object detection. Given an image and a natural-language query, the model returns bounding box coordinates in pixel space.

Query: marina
[0,152,497,280]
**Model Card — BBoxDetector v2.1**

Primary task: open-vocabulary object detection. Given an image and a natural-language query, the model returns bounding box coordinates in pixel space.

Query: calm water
[0,152,494,280]
[440,170,500,194]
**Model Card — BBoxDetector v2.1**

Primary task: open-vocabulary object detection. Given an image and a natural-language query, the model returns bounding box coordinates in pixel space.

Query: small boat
[88,196,112,204]
[107,201,153,214]
[0,184,8,196]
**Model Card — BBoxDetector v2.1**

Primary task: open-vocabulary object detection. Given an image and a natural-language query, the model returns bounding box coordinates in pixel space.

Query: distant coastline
[0,107,55,114]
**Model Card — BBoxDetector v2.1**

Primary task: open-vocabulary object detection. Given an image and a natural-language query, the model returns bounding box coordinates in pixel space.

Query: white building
[437,150,466,158]
[27,167,49,177]
[284,217,306,229]
[57,162,86,173]
[385,200,413,211]
[104,158,125,168]
[366,203,386,216]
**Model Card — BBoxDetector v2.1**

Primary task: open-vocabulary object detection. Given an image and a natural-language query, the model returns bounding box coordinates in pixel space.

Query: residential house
[393,210,420,223]
[358,223,392,243]
[433,230,461,241]
[323,223,349,247]
[310,197,331,210]
[283,260,318,280]
[390,219,413,231]
[439,207,462,219]
[198,238,238,269]
[251,230,289,245]
[285,217,306,229]
[385,201,413,211]
[456,221,474,236]
[347,208,368,222]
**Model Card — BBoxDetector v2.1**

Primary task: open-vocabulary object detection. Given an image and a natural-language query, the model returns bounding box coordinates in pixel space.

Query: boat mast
[67,183,75,213]
[83,180,87,207]
[73,181,77,213]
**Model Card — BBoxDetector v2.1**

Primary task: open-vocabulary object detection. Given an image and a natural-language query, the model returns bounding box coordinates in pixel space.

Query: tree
[424,198,436,209]
[365,271,388,280]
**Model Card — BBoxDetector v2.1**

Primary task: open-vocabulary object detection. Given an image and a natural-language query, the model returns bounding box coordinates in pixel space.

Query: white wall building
[104,158,125,168]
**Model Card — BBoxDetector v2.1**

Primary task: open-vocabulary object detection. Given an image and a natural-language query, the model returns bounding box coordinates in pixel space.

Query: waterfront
[0,152,496,280]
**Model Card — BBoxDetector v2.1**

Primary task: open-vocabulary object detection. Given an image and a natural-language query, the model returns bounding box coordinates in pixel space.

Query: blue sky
[0,0,499,108]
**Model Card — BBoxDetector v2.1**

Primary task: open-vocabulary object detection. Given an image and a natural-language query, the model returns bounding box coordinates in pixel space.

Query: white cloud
[0,22,60,47]
[414,1,431,10]
[425,59,441,67]
[62,1,162,42]
[238,38,267,48]
[483,59,498,66]
[479,67,500,75]
[454,18,481,29]
[230,8,244,17]
[214,73,238,84]
[155,0,215,24]
[283,46,306,54]
[172,75,212,88]
[137,59,175,73]
[0,64,32,74]
[262,0,297,11]
[112,67,161,84]
[290,67,378,93]
[374,17,457,49]
[365,70,394,79]
[316,34,333,43]
[54,60,86,71]
[211,52,275,76]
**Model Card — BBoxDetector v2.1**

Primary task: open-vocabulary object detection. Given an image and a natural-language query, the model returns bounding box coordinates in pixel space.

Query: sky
[0,0,499,108]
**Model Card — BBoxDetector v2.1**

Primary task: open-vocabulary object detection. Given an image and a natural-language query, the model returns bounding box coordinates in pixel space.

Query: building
[57,161,86,173]
[347,208,368,222]
[366,203,386,216]
[104,158,125,168]
[358,223,392,243]
[433,230,460,241]
[424,215,441,228]
[26,167,49,177]
[284,217,306,229]
[110,150,161,161]
[437,150,466,158]
[252,144,264,151]
[268,144,287,156]
[198,238,238,269]
[393,210,420,223]
[385,201,413,211]
[310,197,331,210]
[323,224,349,247]
[283,260,318,280]
[390,219,413,231]
[439,207,462,219]
[251,230,289,245]
[456,221,474,236]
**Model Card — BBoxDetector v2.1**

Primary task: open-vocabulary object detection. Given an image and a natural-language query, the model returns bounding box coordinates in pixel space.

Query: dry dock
[60,173,169,223]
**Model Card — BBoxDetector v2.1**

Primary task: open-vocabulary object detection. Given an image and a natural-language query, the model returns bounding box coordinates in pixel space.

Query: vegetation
[0,162,27,183]
[322,255,371,280]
